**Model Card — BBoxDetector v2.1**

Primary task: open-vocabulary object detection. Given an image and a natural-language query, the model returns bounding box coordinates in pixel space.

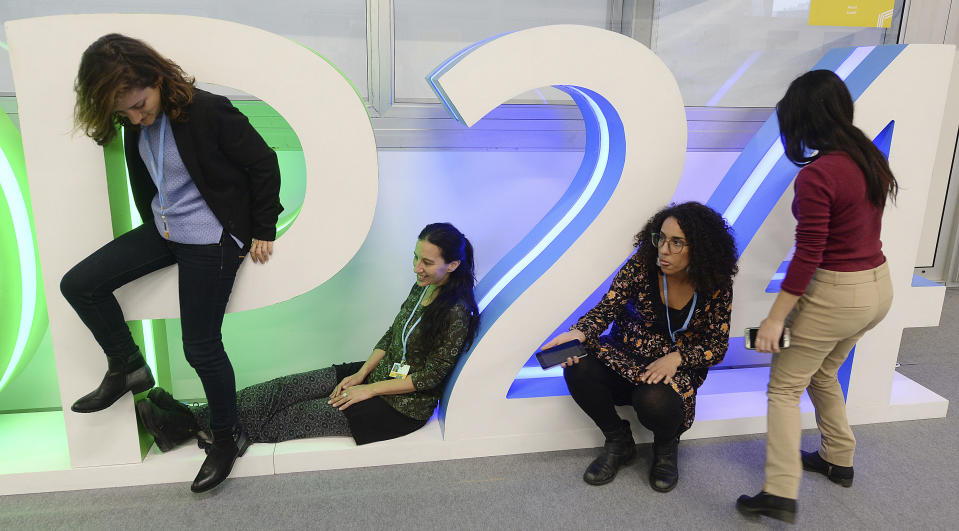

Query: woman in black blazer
[62,33,282,492]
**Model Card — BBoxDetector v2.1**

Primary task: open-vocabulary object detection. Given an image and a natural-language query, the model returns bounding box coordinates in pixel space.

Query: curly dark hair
[633,202,738,294]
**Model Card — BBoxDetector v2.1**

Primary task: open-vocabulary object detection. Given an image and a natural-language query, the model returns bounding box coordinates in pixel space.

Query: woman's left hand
[640,351,682,385]
[328,383,376,410]
[250,239,274,264]
[756,317,784,354]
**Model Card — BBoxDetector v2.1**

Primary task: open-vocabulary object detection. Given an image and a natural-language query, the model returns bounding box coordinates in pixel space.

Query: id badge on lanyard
[392,286,429,379]
[389,363,411,379]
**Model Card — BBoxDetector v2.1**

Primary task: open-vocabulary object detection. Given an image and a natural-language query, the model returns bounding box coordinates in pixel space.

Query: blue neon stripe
[873,120,895,158]
[912,274,941,287]
[833,46,875,79]
[710,45,906,258]
[838,346,855,398]
[843,45,906,100]
[476,86,611,311]
[439,85,626,414]
[763,121,895,292]
[426,33,512,124]
[707,47,858,214]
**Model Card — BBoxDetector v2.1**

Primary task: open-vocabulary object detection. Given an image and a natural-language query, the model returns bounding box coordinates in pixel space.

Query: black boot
[135,390,202,452]
[146,388,213,448]
[191,425,251,493]
[649,437,679,492]
[71,353,154,413]
[802,450,854,487]
[736,491,797,524]
[583,420,636,485]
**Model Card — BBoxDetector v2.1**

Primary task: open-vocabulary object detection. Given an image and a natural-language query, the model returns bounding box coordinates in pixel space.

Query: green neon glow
[115,129,157,373]
[0,107,48,393]
[103,128,162,385]
[276,204,302,235]
[0,94,308,398]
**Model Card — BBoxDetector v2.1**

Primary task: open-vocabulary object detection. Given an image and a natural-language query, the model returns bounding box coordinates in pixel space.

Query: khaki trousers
[763,262,893,499]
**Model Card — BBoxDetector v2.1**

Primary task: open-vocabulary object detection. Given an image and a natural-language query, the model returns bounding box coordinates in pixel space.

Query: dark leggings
[564,356,684,444]
[60,224,244,430]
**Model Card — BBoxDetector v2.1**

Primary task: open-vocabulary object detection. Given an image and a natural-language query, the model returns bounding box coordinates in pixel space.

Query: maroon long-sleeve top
[780,151,886,296]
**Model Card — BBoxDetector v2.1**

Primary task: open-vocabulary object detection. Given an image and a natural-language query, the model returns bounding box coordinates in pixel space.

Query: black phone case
[535,340,586,369]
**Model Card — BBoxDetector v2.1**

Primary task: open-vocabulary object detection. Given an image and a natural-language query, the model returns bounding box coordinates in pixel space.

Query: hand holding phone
[535,340,587,369]
[743,327,791,350]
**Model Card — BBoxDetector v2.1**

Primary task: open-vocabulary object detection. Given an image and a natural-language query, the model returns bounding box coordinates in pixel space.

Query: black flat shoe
[71,354,154,413]
[736,491,797,524]
[649,438,679,492]
[191,425,251,493]
[583,420,636,486]
[802,450,854,487]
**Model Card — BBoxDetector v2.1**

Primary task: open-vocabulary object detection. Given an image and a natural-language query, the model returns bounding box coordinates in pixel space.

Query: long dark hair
[417,223,480,353]
[634,202,738,295]
[776,69,898,208]
[75,33,195,145]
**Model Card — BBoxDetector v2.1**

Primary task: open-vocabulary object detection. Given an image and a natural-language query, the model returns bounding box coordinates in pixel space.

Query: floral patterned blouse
[369,284,472,420]
[572,251,733,432]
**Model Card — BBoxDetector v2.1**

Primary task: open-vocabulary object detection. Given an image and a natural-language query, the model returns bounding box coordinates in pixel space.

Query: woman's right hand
[540,330,586,368]
[330,371,366,399]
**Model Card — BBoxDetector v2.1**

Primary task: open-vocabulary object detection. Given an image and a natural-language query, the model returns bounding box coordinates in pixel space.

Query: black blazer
[124,89,283,245]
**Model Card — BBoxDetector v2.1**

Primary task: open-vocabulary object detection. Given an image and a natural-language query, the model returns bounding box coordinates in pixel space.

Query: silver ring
[341,391,347,397]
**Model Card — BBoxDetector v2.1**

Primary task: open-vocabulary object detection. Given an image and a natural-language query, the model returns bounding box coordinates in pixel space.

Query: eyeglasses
[651,232,688,253]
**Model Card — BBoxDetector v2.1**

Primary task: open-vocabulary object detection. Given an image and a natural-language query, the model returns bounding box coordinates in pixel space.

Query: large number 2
[429,25,687,443]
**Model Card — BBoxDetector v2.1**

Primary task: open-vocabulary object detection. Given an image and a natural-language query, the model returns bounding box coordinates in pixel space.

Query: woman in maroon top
[738,70,898,523]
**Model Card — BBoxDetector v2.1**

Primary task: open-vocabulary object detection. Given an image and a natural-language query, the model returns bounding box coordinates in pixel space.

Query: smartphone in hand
[535,340,587,369]
[743,327,791,350]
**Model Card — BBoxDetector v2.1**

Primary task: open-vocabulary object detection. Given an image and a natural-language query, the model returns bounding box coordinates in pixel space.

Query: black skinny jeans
[60,224,246,430]
[564,355,684,445]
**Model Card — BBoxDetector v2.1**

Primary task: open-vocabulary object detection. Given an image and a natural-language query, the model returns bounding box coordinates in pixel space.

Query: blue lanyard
[140,115,172,238]
[663,273,697,344]
[401,286,430,364]
[140,114,168,203]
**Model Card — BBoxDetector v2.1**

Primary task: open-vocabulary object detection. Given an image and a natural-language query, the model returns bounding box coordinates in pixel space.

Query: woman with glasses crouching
[542,202,737,492]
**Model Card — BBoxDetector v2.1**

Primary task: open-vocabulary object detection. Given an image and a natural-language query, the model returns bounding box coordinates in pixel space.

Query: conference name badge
[389,363,410,379]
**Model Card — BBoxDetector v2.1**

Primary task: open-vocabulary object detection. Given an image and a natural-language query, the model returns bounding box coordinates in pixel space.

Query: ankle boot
[191,425,250,493]
[143,388,211,450]
[649,437,679,492]
[71,353,154,413]
[583,420,636,485]
[802,450,854,487]
[135,395,201,452]
[736,491,797,524]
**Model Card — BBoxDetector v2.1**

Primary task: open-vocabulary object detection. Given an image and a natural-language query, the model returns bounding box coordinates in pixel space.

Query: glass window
[647,0,903,106]
[0,0,368,99]
[394,0,611,104]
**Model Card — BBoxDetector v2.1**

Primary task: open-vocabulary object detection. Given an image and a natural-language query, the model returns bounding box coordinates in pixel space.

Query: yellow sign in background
[809,1,895,28]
